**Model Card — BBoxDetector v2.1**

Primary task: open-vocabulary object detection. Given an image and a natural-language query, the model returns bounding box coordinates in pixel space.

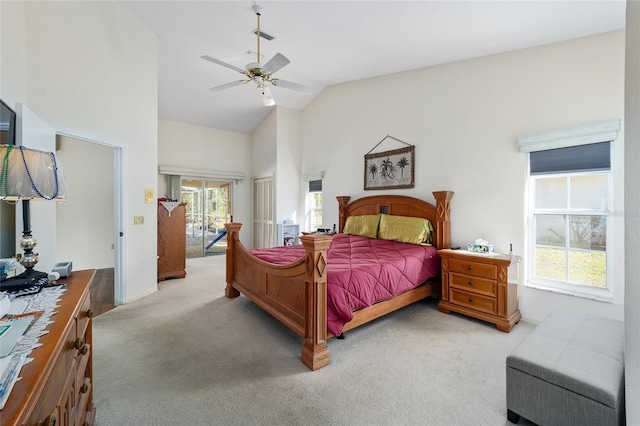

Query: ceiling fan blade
[272,79,314,94]
[209,80,248,92]
[201,55,246,74]
[260,86,276,107]
[261,53,290,75]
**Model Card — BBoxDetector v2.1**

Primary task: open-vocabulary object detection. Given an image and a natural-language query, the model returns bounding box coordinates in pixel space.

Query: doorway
[181,178,232,258]
[55,134,116,315]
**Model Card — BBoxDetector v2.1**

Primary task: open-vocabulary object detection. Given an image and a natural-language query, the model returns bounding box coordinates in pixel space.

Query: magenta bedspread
[249,234,440,335]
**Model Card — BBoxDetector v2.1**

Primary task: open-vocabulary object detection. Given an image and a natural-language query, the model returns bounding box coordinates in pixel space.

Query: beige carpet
[92,255,535,426]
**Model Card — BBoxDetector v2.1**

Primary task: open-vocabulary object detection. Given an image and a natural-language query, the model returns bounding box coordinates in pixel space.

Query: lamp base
[0,269,49,291]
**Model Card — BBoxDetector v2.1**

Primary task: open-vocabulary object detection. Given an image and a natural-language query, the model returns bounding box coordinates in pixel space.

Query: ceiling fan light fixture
[261,86,276,106]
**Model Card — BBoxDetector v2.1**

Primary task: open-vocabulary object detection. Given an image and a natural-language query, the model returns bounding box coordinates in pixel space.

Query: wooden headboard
[336,192,454,249]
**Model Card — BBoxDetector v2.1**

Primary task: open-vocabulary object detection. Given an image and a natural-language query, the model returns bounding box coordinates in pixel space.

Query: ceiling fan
[201,4,313,107]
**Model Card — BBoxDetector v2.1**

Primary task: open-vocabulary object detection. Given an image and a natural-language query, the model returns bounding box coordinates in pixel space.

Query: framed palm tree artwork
[364,145,414,190]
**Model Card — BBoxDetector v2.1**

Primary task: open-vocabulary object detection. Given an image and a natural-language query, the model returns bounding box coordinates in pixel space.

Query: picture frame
[364,145,415,190]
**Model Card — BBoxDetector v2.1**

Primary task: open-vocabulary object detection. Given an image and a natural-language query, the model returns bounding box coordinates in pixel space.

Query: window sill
[525,281,613,304]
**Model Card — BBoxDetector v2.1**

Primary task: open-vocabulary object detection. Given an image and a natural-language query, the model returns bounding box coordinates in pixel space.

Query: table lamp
[0,144,68,289]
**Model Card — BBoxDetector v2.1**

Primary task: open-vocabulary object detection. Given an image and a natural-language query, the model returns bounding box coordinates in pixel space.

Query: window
[518,120,619,301]
[531,171,609,290]
[306,179,322,232]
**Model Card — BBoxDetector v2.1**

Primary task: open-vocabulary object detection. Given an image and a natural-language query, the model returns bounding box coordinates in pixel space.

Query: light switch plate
[134,216,144,225]
[145,189,154,204]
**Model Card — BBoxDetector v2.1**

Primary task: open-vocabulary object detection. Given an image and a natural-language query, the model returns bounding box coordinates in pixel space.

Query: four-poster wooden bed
[224,191,454,370]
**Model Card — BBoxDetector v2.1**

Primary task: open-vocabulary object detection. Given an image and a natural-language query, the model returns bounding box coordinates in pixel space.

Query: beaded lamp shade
[0,144,68,290]
[0,144,68,201]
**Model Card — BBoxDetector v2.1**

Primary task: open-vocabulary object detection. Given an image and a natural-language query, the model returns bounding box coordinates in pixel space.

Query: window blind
[309,180,322,192]
[530,142,611,175]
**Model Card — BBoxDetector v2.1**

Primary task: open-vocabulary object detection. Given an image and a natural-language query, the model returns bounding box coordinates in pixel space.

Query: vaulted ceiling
[121,1,626,134]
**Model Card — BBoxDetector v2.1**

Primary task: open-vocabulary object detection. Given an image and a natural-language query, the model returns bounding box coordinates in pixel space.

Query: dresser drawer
[76,343,91,392]
[449,258,497,279]
[449,273,496,297]
[27,353,76,426]
[77,291,92,340]
[449,288,497,315]
[76,376,92,426]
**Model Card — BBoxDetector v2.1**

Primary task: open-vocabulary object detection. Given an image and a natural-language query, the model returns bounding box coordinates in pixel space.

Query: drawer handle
[467,266,473,271]
[80,382,89,394]
[468,281,474,286]
[38,414,57,426]
[81,344,89,355]
[468,297,474,303]
[74,337,85,350]
[86,308,94,318]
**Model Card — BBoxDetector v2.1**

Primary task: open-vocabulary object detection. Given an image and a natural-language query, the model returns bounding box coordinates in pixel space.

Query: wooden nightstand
[438,249,521,332]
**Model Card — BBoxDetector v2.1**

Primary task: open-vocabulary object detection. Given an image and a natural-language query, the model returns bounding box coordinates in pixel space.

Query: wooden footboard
[225,191,454,371]
[225,222,332,370]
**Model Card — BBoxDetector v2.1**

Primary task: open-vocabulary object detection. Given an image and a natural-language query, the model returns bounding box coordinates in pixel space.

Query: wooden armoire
[157,201,186,281]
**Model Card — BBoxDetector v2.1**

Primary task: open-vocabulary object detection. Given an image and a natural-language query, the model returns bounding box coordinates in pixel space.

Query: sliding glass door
[181,178,231,258]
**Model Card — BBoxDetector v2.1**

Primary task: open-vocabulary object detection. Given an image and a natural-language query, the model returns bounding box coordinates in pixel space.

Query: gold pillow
[343,214,381,238]
[378,214,434,245]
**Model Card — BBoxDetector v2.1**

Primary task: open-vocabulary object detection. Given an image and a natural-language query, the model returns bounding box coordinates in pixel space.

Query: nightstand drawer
[449,288,497,315]
[449,273,496,297]
[449,258,497,279]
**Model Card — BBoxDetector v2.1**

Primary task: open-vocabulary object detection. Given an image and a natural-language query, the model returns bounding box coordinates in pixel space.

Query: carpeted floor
[92,255,535,426]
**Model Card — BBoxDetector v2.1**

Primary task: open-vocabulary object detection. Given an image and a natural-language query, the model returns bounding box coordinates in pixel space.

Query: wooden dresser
[2,269,95,425]
[157,201,186,281]
[438,249,521,332]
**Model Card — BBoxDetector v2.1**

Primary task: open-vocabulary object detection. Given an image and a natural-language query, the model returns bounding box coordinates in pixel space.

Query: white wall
[301,31,625,323]
[251,109,277,179]
[0,1,25,260]
[0,2,26,107]
[56,135,114,270]
[625,1,640,423]
[157,119,251,246]
[1,1,159,302]
[249,107,303,244]
[275,108,301,224]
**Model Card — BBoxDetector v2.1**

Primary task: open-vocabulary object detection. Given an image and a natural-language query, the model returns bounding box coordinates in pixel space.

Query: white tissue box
[468,243,493,253]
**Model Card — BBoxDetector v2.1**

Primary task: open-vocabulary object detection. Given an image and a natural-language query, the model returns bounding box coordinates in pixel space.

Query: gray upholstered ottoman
[506,308,625,426]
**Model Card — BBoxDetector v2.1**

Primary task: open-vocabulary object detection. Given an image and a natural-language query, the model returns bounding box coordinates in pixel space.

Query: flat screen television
[0,98,16,145]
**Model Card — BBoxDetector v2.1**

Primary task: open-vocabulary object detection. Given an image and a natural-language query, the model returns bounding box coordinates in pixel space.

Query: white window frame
[302,171,324,232]
[518,119,620,302]
[527,170,612,301]
[306,190,323,232]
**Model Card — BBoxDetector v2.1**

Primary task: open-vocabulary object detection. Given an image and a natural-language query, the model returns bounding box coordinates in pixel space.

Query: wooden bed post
[300,234,333,370]
[432,191,454,249]
[224,222,241,298]
[336,196,351,233]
